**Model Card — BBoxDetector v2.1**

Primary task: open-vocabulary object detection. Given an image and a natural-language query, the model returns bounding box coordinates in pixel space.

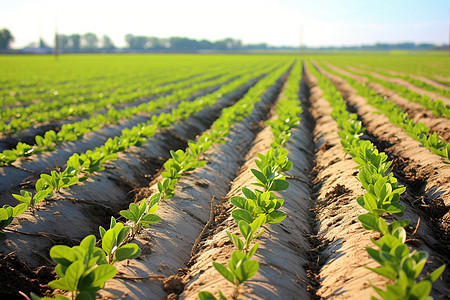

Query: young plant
[34,235,117,300]
[98,217,141,264]
[0,203,27,238]
[200,247,260,300]
[119,195,161,241]
[308,60,447,299]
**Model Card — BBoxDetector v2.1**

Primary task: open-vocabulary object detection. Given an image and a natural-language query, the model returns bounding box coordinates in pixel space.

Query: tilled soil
[310,62,449,296]
[323,63,450,142]
[0,62,448,299]
[346,66,450,105]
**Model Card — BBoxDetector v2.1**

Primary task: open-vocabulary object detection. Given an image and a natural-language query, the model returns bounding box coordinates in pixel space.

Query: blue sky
[1,0,448,48]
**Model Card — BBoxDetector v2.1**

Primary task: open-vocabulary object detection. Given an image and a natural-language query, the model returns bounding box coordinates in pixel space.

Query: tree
[199,39,213,50]
[39,37,49,48]
[169,37,200,51]
[83,32,98,49]
[70,34,81,50]
[0,28,14,49]
[102,35,115,50]
[125,34,148,49]
[58,34,70,50]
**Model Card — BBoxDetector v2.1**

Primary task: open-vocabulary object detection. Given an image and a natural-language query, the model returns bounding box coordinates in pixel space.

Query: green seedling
[0,203,27,238]
[99,217,141,264]
[119,196,161,240]
[211,248,259,299]
[231,188,286,224]
[366,230,446,300]
[33,235,117,300]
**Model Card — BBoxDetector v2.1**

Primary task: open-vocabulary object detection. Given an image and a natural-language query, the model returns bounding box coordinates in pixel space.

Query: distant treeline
[305,42,449,51]
[41,33,276,52]
[1,27,448,53]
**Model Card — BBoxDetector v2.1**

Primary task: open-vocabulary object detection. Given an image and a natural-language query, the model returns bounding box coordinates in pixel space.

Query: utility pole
[54,11,59,59]
[299,24,303,56]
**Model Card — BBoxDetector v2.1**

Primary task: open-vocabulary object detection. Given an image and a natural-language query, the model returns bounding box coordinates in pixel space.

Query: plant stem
[232,283,239,299]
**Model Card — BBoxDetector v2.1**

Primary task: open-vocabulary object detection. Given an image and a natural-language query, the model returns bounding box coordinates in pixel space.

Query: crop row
[1,60,195,107]
[315,62,450,163]
[339,66,450,119]
[354,68,450,99]
[199,61,302,299]
[0,60,262,135]
[0,55,250,107]
[307,60,445,299]
[0,61,279,166]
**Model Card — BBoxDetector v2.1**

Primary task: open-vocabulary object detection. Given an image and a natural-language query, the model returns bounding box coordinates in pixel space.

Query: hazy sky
[1,0,448,48]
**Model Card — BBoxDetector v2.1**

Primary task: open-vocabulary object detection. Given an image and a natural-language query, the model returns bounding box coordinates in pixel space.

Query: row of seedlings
[197,61,304,299]
[0,60,274,165]
[312,61,450,238]
[315,62,450,163]
[341,66,450,119]
[346,66,450,101]
[307,60,446,299]
[0,61,221,134]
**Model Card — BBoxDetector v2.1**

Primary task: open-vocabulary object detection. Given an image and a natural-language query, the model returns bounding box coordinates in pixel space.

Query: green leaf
[99,226,106,238]
[48,278,70,291]
[235,260,259,284]
[119,210,136,222]
[79,235,96,254]
[424,264,446,283]
[266,211,286,223]
[242,187,256,200]
[231,209,253,224]
[50,245,77,266]
[409,280,431,300]
[88,264,117,287]
[129,203,140,219]
[367,266,397,281]
[238,220,252,240]
[213,262,235,285]
[270,179,289,191]
[102,228,117,257]
[358,213,382,232]
[141,214,161,223]
[226,232,244,251]
[251,169,267,185]
[13,203,27,216]
[230,196,246,209]
[64,260,85,292]
[114,243,141,262]
[247,243,259,258]
[198,291,217,300]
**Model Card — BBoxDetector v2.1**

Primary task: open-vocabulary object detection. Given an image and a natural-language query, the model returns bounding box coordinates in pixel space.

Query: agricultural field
[0,53,448,300]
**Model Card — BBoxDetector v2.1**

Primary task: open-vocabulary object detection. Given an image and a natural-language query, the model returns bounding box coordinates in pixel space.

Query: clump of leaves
[32,235,117,300]
[99,217,141,264]
[119,196,161,241]
[0,203,27,238]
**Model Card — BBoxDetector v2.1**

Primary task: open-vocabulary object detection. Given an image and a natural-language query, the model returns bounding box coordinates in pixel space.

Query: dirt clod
[0,252,55,299]
[163,274,185,295]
